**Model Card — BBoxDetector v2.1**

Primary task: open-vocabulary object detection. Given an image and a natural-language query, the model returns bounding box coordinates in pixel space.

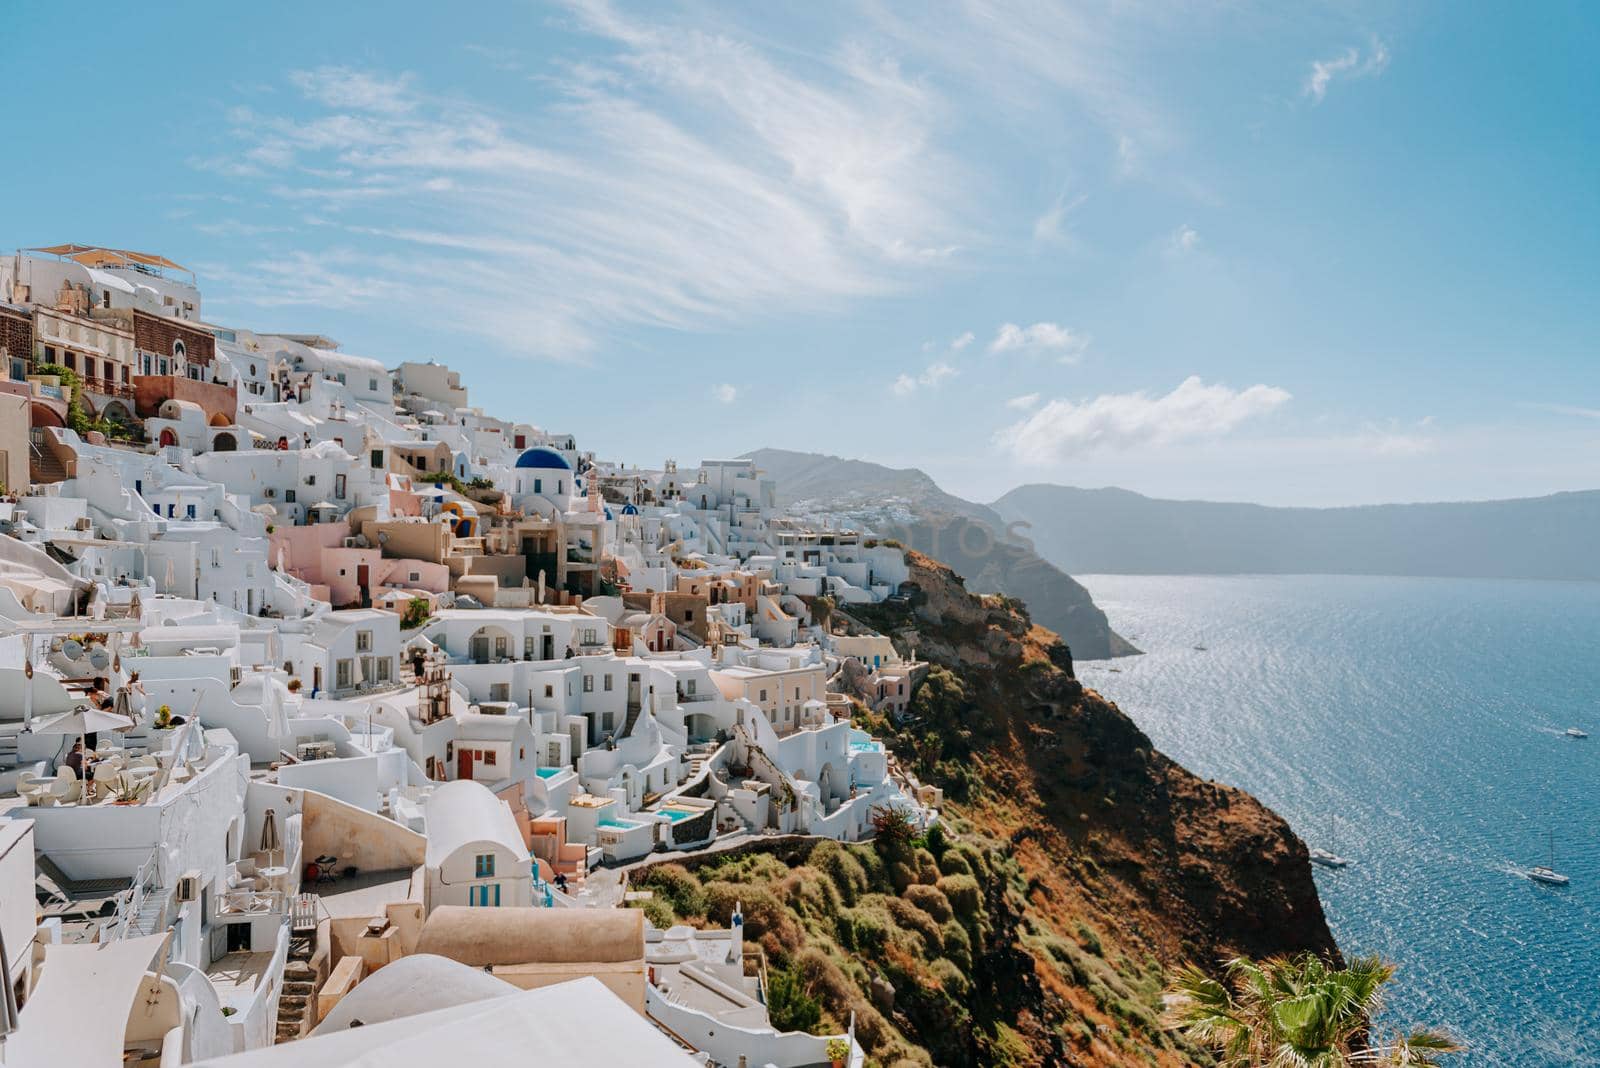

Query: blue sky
[6,1,1596,505]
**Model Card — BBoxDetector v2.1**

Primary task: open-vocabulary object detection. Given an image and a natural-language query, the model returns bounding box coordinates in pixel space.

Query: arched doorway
[158,428,178,448]
[212,432,238,452]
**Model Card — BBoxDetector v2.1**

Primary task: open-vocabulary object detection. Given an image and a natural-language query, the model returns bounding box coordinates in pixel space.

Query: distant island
[994,485,1600,581]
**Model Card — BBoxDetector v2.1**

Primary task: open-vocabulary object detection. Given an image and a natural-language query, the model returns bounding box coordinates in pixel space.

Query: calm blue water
[1075,575,1600,1067]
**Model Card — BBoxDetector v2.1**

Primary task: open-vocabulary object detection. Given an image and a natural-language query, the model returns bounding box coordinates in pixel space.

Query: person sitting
[62,741,85,780]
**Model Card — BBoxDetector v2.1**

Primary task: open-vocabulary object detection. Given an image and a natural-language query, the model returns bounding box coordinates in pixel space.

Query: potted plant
[827,1037,851,1068]
[154,704,172,729]
[286,678,302,693]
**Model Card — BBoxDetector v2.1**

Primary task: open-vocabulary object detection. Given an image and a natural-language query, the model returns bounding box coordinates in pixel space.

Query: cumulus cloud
[1005,392,1041,411]
[994,375,1291,462]
[1304,38,1390,104]
[712,383,739,404]
[949,330,976,351]
[988,321,1089,361]
[892,361,958,396]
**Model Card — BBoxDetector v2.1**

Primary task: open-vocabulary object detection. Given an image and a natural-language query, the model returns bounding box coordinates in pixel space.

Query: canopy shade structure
[28,244,192,276]
[32,706,135,735]
[7,934,170,1066]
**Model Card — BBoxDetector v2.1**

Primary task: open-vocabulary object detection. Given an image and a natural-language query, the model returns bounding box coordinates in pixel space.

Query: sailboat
[1309,815,1350,869]
[1564,727,1588,739]
[1527,827,1570,885]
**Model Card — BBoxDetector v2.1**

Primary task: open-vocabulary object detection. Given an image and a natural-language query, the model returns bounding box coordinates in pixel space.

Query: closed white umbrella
[259,808,282,868]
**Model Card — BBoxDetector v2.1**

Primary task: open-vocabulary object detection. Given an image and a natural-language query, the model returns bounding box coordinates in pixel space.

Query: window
[410,571,421,583]
[356,630,372,652]
[158,357,169,375]
[533,478,542,494]
[583,676,594,693]
[173,339,186,360]
[102,289,112,307]
[685,680,696,695]
[284,489,296,503]
[484,750,496,766]
[371,449,384,469]
[368,378,378,392]
[376,658,391,683]
[474,853,496,878]
[185,504,196,519]
[582,628,597,644]
[544,684,554,699]
[603,675,613,692]
[211,548,221,568]
[524,637,535,659]
[759,689,768,702]
[494,635,507,658]
[336,660,353,689]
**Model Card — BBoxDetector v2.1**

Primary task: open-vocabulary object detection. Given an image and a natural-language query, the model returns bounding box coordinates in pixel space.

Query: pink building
[270,520,450,608]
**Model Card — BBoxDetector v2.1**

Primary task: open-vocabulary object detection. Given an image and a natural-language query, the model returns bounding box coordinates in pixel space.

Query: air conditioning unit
[176,870,201,903]
[75,516,93,531]
[343,537,360,549]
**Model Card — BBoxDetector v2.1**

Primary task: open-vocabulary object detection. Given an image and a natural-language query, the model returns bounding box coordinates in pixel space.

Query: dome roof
[621,503,639,515]
[514,446,572,471]
[312,954,517,1035]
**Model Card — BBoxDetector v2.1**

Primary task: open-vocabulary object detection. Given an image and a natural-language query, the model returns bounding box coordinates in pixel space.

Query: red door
[458,749,473,780]
[357,564,370,605]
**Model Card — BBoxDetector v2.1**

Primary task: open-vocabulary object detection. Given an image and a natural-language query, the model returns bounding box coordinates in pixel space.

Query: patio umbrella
[163,557,175,594]
[33,706,136,737]
[32,705,136,780]
[259,808,281,869]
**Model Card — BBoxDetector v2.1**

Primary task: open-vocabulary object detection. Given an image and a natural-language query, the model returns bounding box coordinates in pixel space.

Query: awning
[7,934,170,1066]
[85,268,137,295]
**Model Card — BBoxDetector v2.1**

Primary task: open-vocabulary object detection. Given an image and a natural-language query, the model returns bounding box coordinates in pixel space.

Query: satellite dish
[61,638,84,661]
[88,645,111,671]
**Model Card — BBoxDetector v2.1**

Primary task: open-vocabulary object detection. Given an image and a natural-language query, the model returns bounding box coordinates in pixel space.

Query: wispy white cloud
[994,375,1291,462]
[201,5,971,360]
[988,321,1089,361]
[286,67,417,115]
[1005,392,1041,411]
[1304,38,1390,104]
[712,383,739,404]
[949,330,975,351]
[1167,223,1200,255]
[1526,402,1600,420]
[892,361,958,396]
[1032,189,1087,244]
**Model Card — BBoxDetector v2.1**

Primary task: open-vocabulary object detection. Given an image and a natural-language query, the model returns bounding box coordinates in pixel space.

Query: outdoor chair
[47,771,82,804]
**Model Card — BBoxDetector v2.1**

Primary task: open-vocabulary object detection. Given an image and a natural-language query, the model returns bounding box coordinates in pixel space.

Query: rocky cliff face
[846,551,1338,1063]
[638,550,1337,1067]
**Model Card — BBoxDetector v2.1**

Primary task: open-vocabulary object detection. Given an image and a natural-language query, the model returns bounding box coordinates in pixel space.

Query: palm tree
[1167,953,1462,1067]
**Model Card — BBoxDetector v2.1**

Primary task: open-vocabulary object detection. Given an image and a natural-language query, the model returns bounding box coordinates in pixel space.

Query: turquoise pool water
[534,767,563,779]
[658,808,699,822]
[597,817,639,829]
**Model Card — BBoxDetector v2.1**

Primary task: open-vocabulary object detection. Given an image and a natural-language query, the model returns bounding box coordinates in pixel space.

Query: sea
[1074,574,1600,1068]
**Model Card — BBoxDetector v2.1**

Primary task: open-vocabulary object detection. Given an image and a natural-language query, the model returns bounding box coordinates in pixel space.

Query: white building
[423,779,533,911]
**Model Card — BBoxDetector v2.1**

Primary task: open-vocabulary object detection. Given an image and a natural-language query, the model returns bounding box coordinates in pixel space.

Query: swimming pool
[534,767,564,779]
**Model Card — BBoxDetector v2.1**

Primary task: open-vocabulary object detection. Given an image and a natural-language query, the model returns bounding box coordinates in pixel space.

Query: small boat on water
[1565,727,1588,738]
[1526,829,1570,885]
[1309,816,1351,868]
